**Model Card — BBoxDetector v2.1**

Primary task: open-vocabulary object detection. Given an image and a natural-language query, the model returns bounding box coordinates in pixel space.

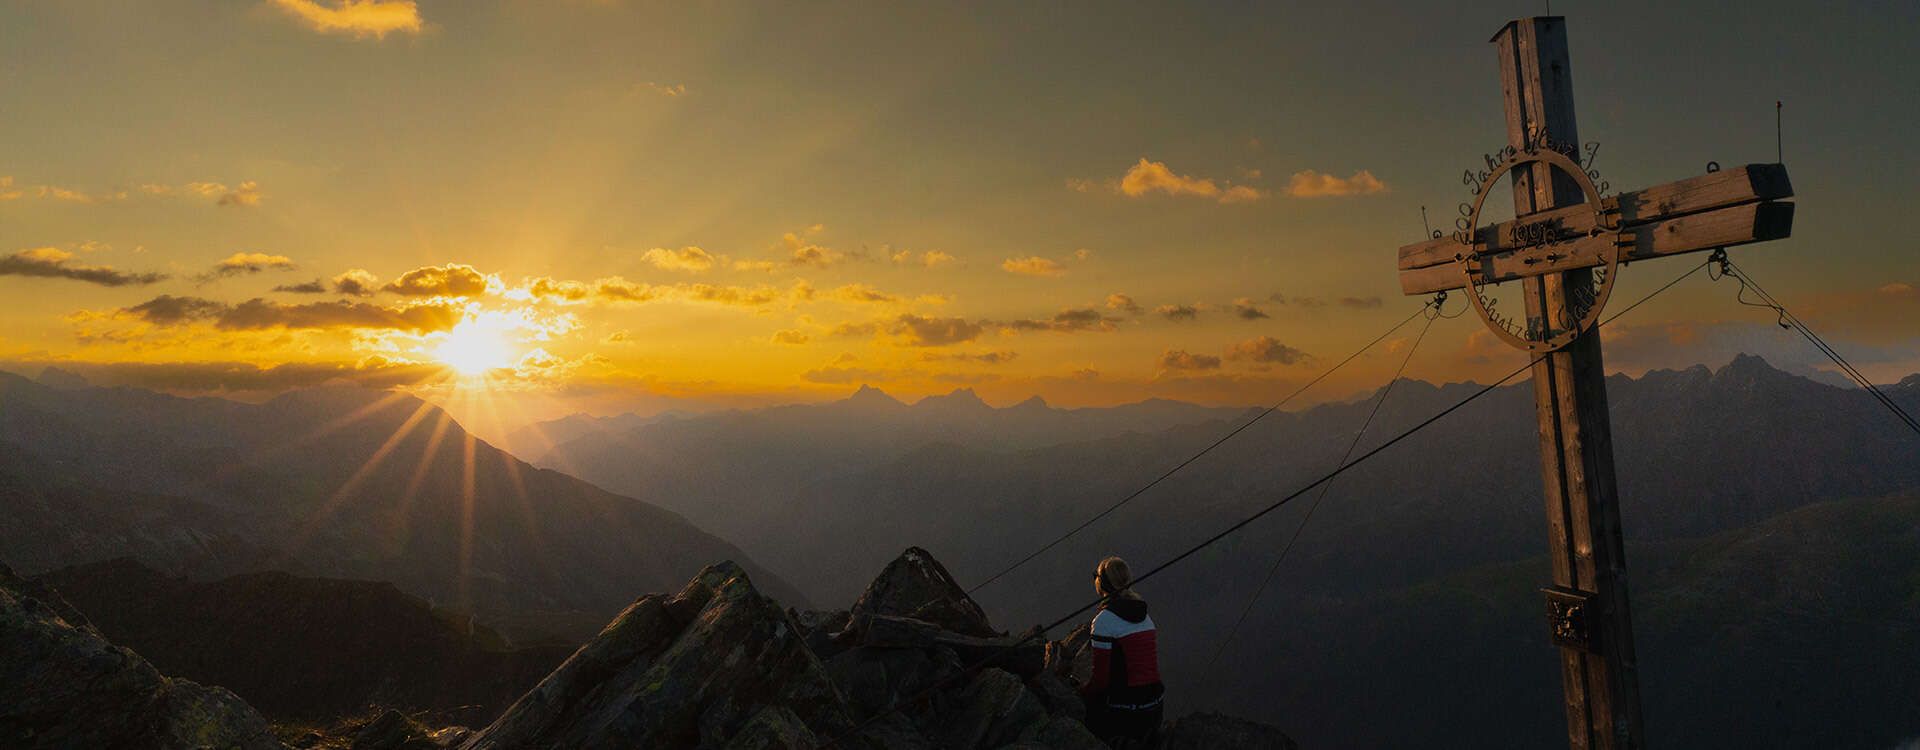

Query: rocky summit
[460,547,1294,748]
[0,561,282,750]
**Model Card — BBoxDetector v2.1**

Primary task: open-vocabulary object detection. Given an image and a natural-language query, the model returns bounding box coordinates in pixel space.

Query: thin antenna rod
[1420,205,1432,236]
[1776,101,1783,162]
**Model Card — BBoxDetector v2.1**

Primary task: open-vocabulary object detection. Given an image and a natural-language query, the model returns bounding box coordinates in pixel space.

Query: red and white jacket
[1081,597,1164,708]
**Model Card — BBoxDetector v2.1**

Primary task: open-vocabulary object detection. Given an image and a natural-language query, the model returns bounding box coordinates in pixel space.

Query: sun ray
[288,398,436,551]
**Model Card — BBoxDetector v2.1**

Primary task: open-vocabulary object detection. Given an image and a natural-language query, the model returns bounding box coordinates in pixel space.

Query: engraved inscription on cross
[1390,16,1795,750]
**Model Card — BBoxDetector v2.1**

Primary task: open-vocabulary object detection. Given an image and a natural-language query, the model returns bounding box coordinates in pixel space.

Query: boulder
[1023,715,1107,750]
[460,561,862,749]
[936,668,1048,750]
[351,709,438,750]
[0,561,282,749]
[1161,711,1299,749]
[850,547,996,637]
[857,614,1046,678]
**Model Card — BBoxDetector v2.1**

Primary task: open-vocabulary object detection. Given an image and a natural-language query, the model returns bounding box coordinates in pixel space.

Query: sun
[434,318,517,377]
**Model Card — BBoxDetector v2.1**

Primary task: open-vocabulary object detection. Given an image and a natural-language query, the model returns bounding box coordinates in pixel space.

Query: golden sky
[2,1,1915,440]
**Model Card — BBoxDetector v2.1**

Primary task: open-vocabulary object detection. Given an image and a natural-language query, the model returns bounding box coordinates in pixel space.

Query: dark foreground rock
[463,546,1295,749]
[0,561,283,749]
[460,561,857,749]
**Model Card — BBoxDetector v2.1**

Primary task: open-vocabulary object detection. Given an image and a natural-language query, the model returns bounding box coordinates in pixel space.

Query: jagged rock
[851,547,996,637]
[825,642,964,722]
[1161,712,1299,749]
[793,608,852,659]
[720,706,816,750]
[1024,671,1083,721]
[0,561,282,749]
[936,668,1048,750]
[460,561,861,749]
[858,615,1045,678]
[1045,627,1094,687]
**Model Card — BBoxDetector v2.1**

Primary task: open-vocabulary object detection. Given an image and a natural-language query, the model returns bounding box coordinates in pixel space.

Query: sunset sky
[3,1,1915,441]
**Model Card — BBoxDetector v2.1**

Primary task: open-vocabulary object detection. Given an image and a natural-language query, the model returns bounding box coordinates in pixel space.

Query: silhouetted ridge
[462,549,1292,748]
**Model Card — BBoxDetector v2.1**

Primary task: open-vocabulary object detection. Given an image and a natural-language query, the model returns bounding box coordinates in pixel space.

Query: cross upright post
[1393,15,1794,750]
[1493,17,1643,749]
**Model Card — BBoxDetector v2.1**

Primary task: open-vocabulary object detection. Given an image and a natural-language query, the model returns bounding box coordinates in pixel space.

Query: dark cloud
[332,269,380,297]
[1232,298,1271,320]
[1158,349,1222,370]
[888,314,985,347]
[0,248,167,287]
[995,308,1122,333]
[121,295,462,332]
[1106,293,1142,315]
[382,263,492,297]
[920,350,1018,364]
[197,252,295,282]
[124,295,227,325]
[1156,304,1199,322]
[273,279,328,294]
[1226,336,1310,365]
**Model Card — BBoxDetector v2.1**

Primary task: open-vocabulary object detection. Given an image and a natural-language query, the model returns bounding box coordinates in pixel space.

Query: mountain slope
[0,372,805,636]
[36,558,574,722]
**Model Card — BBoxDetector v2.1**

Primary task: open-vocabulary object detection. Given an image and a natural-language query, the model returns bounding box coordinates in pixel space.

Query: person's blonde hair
[1095,556,1135,598]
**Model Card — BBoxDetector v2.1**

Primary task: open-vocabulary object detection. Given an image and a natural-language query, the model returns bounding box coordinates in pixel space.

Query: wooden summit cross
[1393,17,1794,749]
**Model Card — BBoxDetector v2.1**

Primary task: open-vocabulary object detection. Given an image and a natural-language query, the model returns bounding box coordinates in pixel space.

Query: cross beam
[1389,17,1797,749]
[1396,165,1795,294]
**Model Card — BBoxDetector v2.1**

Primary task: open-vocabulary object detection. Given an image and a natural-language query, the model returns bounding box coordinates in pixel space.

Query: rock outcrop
[0,561,282,749]
[465,547,1293,749]
[460,561,856,749]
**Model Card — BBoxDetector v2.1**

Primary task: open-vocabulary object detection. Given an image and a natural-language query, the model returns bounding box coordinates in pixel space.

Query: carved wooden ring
[1456,147,1621,352]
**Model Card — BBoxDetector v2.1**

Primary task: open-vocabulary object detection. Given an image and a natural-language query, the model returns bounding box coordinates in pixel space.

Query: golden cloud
[120,295,462,333]
[269,0,423,39]
[382,264,495,297]
[1116,158,1265,204]
[888,314,985,347]
[1283,169,1388,197]
[1106,293,1142,315]
[771,330,810,345]
[201,252,296,281]
[332,269,380,296]
[1001,256,1065,277]
[641,246,717,273]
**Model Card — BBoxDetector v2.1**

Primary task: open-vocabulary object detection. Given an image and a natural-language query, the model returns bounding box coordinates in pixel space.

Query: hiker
[1079,556,1164,744]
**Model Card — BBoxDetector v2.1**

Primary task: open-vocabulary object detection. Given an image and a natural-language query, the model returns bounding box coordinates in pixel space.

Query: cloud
[1156,304,1199,322]
[919,350,1017,364]
[273,279,328,294]
[1231,298,1270,320]
[1879,282,1917,300]
[888,314,985,347]
[641,246,716,273]
[1002,256,1066,277]
[269,0,422,39]
[37,185,128,204]
[382,263,494,297]
[199,252,295,281]
[1116,158,1265,204]
[121,295,461,332]
[215,181,262,207]
[891,249,955,268]
[828,284,900,304]
[1158,349,1222,371]
[0,177,20,201]
[1074,248,1094,261]
[143,180,263,206]
[782,229,850,268]
[1106,293,1142,315]
[993,308,1122,334]
[1226,336,1309,365]
[0,247,167,287]
[1283,169,1388,197]
[638,81,687,97]
[332,269,380,296]
[771,329,810,345]
[801,365,903,385]
[603,329,632,344]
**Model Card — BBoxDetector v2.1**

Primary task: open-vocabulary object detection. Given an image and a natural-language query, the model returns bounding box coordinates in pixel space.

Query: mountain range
[0,370,803,639]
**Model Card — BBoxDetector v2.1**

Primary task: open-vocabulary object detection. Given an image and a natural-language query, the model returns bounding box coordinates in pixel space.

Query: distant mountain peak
[36,367,91,390]
[1008,395,1050,411]
[915,387,990,411]
[844,384,906,408]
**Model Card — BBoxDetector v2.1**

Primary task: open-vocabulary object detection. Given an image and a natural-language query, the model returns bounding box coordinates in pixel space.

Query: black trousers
[1083,695,1163,744]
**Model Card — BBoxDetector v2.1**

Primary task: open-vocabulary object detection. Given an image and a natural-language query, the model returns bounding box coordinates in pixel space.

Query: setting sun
[434,318,516,377]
